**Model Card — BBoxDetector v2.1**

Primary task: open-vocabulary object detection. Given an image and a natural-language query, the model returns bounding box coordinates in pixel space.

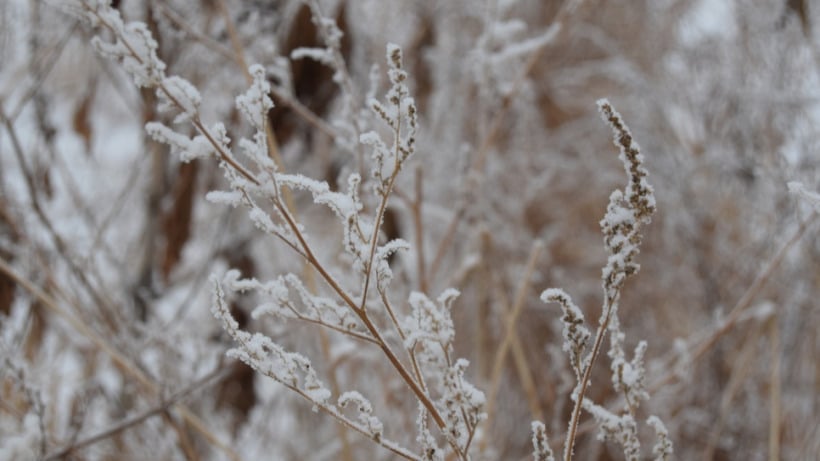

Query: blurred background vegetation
[1,0,818,459]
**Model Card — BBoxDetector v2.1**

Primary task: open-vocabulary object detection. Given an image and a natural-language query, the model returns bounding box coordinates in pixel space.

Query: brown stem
[412,167,428,293]
[563,294,616,461]
[359,167,401,311]
[357,313,446,430]
[239,343,421,460]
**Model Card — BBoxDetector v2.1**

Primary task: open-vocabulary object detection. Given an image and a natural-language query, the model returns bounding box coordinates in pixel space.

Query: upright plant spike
[541,99,667,461]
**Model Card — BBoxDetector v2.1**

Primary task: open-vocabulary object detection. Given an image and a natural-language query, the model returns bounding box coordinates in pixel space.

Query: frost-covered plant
[530,421,556,461]
[538,100,671,461]
[8,1,820,459]
[60,1,678,459]
[65,2,484,459]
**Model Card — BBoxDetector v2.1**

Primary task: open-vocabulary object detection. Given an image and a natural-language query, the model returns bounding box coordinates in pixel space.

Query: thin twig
[1,105,120,330]
[768,315,782,461]
[289,309,380,345]
[379,289,407,342]
[154,1,235,60]
[563,295,613,461]
[10,23,78,121]
[701,321,765,460]
[428,207,464,282]
[359,164,403,312]
[482,240,544,452]
[649,213,816,393]
[412,167,428,293]
[228,318,421,461]
[44,367,230,460]
[270,86,341,139]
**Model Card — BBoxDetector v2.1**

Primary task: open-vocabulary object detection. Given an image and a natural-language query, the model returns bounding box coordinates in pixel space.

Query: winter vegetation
[1,0,819,460]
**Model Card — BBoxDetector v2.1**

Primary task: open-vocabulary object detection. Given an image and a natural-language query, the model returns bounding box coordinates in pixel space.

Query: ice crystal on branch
[531,421,556,461]
[211,274,332,407]
[247,272,366,337]
[404,290,458,352]
[609,333,649,409]
[417,405,444,461]
[540,288,590,379]
[440,359,486,446]
[581,399,641,461]
[84,5,165,88]
[145,123,214,162]
[374,238,411,292]
[291,47,335,67]
[236,64,274,132]
[597,100,655,225]
[338,391,384,442]
[293,1,345,76]
[158,76,201,123]
[647,416,673,461]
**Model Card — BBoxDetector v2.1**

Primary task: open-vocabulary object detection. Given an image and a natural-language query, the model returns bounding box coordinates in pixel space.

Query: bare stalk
[44,367,230,460]
[563,294,615,461]
[412,167,428,293]
[484,240,544,440]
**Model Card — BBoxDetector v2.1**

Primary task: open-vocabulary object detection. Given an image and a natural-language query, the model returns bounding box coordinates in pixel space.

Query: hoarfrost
[236,64,274,131]
[158,76,201,123]
[531,421,556,461]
